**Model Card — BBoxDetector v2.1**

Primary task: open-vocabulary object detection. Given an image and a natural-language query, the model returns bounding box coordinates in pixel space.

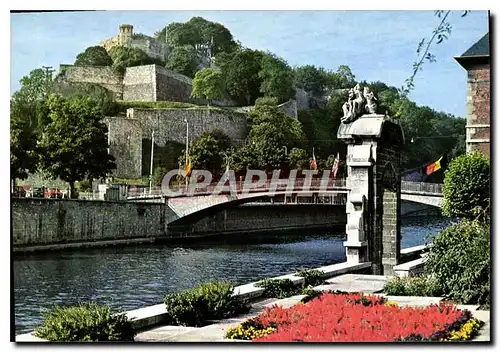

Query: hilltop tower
[119,24,133,46]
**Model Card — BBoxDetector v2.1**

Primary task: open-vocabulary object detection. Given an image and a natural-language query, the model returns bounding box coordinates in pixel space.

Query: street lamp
[283,146,287,155]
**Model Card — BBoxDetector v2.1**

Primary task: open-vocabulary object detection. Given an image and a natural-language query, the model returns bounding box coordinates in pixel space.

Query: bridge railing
[127,178,348,199]
[401,181,443,195]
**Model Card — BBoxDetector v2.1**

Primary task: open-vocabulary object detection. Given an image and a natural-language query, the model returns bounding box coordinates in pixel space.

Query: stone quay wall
[12,199,345,252]
[12,198,176,251]
[182,204,346,237]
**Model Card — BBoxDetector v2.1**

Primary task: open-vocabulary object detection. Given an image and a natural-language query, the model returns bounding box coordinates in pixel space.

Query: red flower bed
[252,292,465,342]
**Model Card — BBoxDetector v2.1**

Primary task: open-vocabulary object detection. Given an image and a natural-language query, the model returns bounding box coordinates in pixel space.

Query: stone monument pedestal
[337,114,405,275]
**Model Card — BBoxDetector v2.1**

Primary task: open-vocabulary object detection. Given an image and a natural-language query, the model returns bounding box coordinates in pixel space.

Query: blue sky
[10,10,489,117]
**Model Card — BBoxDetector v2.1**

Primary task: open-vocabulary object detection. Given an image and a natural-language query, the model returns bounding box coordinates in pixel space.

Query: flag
[332,152,340,178]
[425,154,447,175]
[185,154,192,177]
[310,148,317,170]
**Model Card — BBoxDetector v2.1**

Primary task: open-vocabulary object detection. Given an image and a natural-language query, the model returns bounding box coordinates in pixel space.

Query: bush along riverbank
[225,291,483,342]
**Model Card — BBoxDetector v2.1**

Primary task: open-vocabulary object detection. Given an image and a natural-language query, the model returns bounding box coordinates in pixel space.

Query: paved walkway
[135,274,490,342]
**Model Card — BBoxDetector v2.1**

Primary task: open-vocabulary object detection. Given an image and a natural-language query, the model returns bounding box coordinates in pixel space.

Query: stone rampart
[123,65,157,101]
[58,65,124,99]
[106,107,248,177]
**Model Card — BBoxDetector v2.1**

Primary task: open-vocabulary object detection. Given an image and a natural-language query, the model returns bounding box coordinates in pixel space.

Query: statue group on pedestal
[341,84,378,124]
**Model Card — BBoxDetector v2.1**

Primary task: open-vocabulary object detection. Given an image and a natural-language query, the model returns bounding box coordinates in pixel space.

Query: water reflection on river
[13,216,451,334]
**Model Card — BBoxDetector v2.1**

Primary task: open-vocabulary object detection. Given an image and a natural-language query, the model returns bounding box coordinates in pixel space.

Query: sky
[10,10,489,117]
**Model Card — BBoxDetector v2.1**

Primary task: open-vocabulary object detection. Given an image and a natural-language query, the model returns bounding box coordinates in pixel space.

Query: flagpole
[184,119,189,192]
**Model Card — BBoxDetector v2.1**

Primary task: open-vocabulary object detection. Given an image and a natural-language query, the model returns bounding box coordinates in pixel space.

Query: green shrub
[34,303,135,342]
[383,275,443,297]
[442,152,490,219]
[255,278,301,299]
[163,281,250,327]
[296,269,325,287]
[425,219,490,305]
[112,100,199,115]
[254,96,279,107]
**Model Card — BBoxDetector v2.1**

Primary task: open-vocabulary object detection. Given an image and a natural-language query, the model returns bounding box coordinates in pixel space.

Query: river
[13,216,451,335]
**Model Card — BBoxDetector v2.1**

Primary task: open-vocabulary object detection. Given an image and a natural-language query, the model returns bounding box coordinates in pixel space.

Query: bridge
[126,179,443,222]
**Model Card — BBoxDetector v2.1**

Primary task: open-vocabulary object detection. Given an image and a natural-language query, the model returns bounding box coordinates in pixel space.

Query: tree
[442,152,490,219]
[294,65,331,96]
[288,147,309,169]
[108,46,163,73]
[258,53,295,104]
[10,102,38,185]
[37,94,116,197]
[246,102,307,170]
[157,17,237,59]
[165,45,199,78]
[191,68,225,105]
[223,49,264,105]
[402,11,470,96]
[74,46,113,67]
[10,67,55,186]
[181,130,232,176]
[328,65,356,89]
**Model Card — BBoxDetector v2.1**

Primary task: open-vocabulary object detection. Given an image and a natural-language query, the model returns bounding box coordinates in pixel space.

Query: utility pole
[149,130,155,193]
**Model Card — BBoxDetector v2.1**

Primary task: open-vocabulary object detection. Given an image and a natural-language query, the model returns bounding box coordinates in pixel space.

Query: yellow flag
[185,154,192,177]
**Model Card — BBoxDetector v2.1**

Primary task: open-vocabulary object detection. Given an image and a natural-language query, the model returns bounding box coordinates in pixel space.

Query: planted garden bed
[226,292,482,342]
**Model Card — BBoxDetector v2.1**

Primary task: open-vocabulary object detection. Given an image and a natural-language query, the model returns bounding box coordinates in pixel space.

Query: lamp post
[283,146,287,155]
[149,130,155,193]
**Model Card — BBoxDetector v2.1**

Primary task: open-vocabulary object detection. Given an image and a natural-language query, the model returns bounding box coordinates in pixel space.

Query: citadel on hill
[56,23,312,179]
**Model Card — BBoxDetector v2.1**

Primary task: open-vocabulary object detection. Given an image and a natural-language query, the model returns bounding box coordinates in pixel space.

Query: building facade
[455,32,491,159]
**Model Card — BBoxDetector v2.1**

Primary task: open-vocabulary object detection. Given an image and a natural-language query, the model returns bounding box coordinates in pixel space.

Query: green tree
[181,130,232,175]
[108,46,163,73]
[191,68,225,105]
[37,94,116,197]
[288,147,309,169]
[74,46,113,67]
[10,102,38,184]
[328,65,356,89]
[10,67,55,186]
[165,45,199,78]
[294,65,330,96]
[442,152,490,219]
[247,102,306,170]
[157,17,237,59]
[258,53,295,103]
[223,49,264,105]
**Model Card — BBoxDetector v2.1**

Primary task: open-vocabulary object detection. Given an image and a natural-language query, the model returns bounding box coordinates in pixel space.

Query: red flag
[310,149,317,170]
[332,152,340,178]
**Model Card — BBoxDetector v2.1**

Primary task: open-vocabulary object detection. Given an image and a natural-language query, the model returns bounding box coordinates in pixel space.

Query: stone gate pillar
[337,108,404,275]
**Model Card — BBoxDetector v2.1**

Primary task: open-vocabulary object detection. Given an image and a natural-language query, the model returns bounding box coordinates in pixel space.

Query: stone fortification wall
[123,65,157,101]
[278,99,298,119]
[57,65,124,99]
[127,107,248,146]
[105,117,143,177]
[106,107,249,177]
[155,66,201,104]
[295,88,311,110]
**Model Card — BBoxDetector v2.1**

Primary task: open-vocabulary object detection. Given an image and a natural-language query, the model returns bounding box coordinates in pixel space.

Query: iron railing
[400,181,443,195]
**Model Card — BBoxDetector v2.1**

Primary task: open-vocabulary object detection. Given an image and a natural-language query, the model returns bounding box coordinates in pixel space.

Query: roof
[454,32,490,69]
[460,33,489,57]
